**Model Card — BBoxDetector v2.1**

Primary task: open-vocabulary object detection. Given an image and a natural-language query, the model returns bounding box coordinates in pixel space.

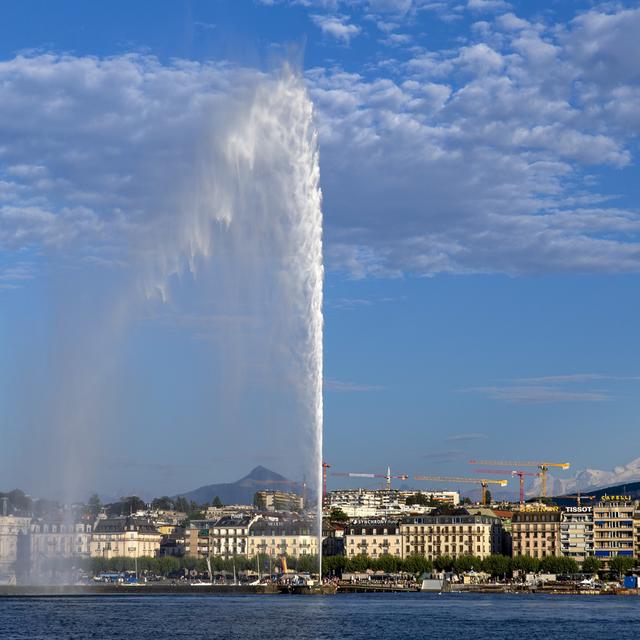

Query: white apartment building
[560,506,594,562]
[90,517,161,559]
[247,518,318,559]
[401,510,502,560]
[0,516,31,583]
[344,519,403,559]
[328,489,459,518]
[593,496,635,566]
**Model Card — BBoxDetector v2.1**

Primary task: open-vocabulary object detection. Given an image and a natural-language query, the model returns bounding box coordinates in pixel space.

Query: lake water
[1,593,638,639]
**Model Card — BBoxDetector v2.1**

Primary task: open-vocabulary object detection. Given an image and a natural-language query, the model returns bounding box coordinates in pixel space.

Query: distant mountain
[554,480,640,505]
[529,457,640,497]
[174,466,299,505]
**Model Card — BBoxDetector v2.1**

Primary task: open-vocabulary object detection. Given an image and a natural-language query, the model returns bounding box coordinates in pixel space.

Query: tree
[512,555,540,574]
[87,494,102,517]
[609,556,635,579]
[483,489,492,504]
[296,554,318,574]
[158,556,181,576]
[460,497,472,505]
[481,554,511,578]
[453,555,482,574]
[374,554,401,573]
[329,508,349,523]
[403,554,434,575]
[212,496,223,508]
[434,555,454,572]
[539,556,578,575]
[347,554,370,572]
[173,496,190,514]
[151,496,173,510]
[109,496,145,516]
[581,556,601,575]
[405,492,429,506]
[323,555,347,577]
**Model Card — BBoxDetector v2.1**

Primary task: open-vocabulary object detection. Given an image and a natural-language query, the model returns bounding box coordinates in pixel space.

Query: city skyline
[2,1,640,499]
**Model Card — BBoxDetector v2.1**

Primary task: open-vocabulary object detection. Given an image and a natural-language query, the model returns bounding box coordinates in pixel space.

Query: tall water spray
[142,67,325,573]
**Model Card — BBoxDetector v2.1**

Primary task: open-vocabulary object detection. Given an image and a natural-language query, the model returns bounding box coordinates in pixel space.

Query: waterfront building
[510,510,561,558]
[186,515,258,559]
[27,520,93,573]
[210,515,257,558]
[247,518,318,559]
[344,519,403,559]
[185,519,216,559]
[593,496,635,566]
[634,509,640,560]
[469,507,514,556]
[0,516,31,583]
[560,506,594,562]
[401,508,502,560]
[90,517,161,559]
[322,521,346,557]
[327,489,459,519]
[254,491,304,513]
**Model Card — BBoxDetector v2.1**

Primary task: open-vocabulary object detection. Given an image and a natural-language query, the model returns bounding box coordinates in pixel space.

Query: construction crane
[469,460,570,498]
[332,466,409,491]
[413,475,508,506]
[322,462,331,505]
[473,469,540,506]
[561,493,595,507]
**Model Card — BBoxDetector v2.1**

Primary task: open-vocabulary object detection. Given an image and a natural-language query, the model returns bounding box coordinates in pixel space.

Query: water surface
[1,593,637,639]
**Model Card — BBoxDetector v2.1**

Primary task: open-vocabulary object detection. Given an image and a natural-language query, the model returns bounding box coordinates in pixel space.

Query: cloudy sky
[1,0,640,499]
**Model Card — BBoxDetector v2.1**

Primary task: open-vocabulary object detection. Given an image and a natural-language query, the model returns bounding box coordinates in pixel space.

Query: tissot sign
[563,506,592,513]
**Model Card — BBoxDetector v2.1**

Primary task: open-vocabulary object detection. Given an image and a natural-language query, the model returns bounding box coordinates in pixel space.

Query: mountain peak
[242,466,287,483]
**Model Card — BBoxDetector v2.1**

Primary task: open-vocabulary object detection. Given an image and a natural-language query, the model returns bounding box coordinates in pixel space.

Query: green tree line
[54,553,637,580]
[323,553,634,578]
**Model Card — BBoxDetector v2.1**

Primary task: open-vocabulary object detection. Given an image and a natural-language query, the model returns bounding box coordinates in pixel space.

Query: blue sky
[1,1,640,500]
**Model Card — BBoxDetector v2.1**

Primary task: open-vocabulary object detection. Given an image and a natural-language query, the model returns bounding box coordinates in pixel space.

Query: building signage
[563,506,592,513]
[601,495,632,502]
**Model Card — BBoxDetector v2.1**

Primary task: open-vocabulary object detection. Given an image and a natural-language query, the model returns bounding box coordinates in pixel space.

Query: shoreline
[0,584,637,597]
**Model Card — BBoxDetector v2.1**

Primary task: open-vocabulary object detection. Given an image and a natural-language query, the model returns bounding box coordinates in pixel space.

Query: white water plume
[1,55,323,571]
[139,67,325,561]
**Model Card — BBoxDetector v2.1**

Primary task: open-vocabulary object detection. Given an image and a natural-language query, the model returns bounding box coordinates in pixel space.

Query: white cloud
[3,5,640,286]
[306,5,640,277]
[467,0,511,12]
[467,386,611,404]
[495,12,531,31]
[311,14,362,43]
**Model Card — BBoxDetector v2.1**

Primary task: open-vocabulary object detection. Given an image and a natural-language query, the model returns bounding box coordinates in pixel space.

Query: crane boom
[414,475,508,505]
[331,467,409,490]
[469,460,570,469]
[414,475,508,485]
[468,460,570,498]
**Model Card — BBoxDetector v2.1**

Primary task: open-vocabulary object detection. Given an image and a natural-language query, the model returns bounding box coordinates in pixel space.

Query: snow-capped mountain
[528,457,640,497]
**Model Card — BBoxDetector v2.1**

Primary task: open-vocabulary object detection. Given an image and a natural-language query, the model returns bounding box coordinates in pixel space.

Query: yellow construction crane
[561,493,595,507]
[468,460,570,498]
[413,475,508,505]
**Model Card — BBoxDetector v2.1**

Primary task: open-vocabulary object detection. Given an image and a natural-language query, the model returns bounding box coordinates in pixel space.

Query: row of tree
[323,553,637,579]
[35,552,639,580]
[82,553,319,577]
